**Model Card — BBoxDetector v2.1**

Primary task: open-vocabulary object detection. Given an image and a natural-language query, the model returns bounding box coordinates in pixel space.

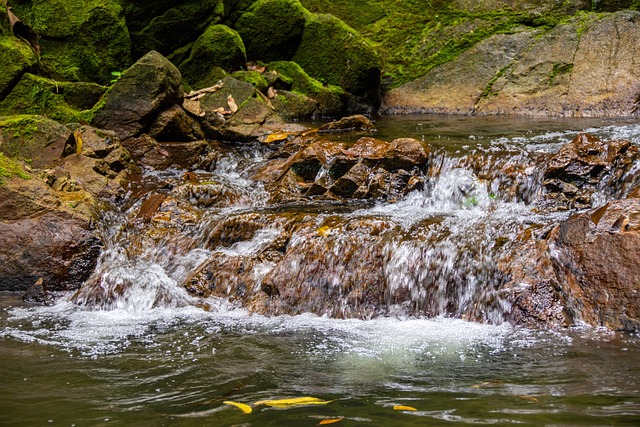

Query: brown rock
[318,114,375,132]
[148,105,205,142]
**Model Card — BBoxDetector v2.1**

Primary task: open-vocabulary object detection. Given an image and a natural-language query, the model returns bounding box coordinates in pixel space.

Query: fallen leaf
[254,397,332,408]
[73,129,83,155]
[393,405,417,411]
[267,86,277,99]
[263,132,289,144]
[517,395,539,403]
[223,401,253,414]
[317,226,331,237]
[227,94,238,113]
[318,418,343,425]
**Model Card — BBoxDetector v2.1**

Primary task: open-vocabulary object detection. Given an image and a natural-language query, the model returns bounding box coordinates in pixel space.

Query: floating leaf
[254,397,332,408]
[263,132,289,144]
[393,405,417,411]
[517,395,539,403]
[318,418,343,425]
[223,401,253,414]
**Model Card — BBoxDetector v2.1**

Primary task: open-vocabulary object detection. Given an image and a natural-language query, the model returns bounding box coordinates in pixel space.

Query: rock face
[93,51,183,140]
[505,199,640,331]
[384,11,640,117]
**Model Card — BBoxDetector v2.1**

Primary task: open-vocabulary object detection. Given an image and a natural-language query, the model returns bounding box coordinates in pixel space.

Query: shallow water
[2,115,640,426]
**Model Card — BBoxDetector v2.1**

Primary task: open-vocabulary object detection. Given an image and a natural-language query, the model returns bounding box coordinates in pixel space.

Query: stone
[292,13,382,107]
[93,51,183,140]
[9,0,131,84]
[179,24,246,89]
[318,114,375,133]
[22,278,54,305]
[148,105,205,142]
[0,36,37,100]
[235,0,306,62]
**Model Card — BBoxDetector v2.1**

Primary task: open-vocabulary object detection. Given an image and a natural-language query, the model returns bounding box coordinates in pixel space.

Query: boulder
[179,24,246,89]
[318,114,374,133]
[0,73,106,123]
[122,0,224,58]
[235,0,306,62]
[292,13,382,107]
[9,0,131,84]
[93,51,183,140]
[0,37,37,100]
[148,105,205,142]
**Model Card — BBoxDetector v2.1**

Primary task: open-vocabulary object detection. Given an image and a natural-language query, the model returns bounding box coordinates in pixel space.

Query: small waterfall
[68,119,640,324]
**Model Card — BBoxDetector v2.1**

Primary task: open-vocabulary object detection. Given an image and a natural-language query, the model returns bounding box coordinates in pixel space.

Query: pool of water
[1,293,639,426]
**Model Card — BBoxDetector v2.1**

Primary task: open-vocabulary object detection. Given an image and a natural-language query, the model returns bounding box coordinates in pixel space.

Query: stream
[1,115,640,426]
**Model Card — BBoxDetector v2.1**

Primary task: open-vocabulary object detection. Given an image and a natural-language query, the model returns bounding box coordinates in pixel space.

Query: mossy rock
[0,152,30,185]
[292,13,381,106]
[267,61,345,117]
[123,0,225,58]
[10,0,131,85]
[0,74,106,124]
[0,37,38,100]
[231,70,269,92]
[0,5,9,36]
[235,0,306,61]
[221,0,258,24]
[271,89,316,120]
[0,114,71,169]
[199,76,256,112]
[180,24,246,90]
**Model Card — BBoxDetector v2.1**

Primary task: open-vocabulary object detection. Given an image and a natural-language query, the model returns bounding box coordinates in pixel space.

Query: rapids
[2,115,640,426]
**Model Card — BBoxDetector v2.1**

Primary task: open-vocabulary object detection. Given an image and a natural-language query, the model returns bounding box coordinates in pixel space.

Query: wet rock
[318,114,375,133]
[93,51,183,140]
[22,278,54,305]
[543,133,640,209]
[270,90,316,121]
[550,198,640,331]
[148,105,205,142]
[0,212,101,292]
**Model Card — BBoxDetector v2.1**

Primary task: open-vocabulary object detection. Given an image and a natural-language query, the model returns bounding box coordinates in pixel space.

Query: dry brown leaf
[267,86,277,99]
[227,95,238,113]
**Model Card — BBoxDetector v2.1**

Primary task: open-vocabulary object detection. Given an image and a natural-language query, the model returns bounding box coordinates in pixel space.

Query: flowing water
[2,115,640,426]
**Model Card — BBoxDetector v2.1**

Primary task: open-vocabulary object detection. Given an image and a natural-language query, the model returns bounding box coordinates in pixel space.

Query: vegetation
[0,152,30,185]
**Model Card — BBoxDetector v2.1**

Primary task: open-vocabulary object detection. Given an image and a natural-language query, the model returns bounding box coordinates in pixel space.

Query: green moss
[10,0,131,84]
[235,0,306,61]
[127,0,225,58]
[179,24,246,89]
[0,37,38,100]
[292,13,381,102]
[549,62,574,84]
[0,74,106,123]
[232,70,269,92]
[0,152,30,185]
[0,115,42,140]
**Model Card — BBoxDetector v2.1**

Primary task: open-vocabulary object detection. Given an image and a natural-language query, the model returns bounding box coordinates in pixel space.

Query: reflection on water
[2,115,640,426]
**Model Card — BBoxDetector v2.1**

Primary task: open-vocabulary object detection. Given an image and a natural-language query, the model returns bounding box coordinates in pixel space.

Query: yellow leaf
[223,401,253,414]
[318,418,344,425]
[254,397,332,408]
[317,226,331,237]
[263,132,289,144]
[517,395,539,403]
[73,129,83,155]
[393,405,417,411]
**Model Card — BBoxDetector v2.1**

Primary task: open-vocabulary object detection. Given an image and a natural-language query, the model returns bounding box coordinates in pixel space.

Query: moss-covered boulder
[179,24,246,89]
[10,0,131,85]
[234,0,306,61]
[121,0,224,58]
[0,73,106,123]
[93,51,183,140]
[0,37,38,100]
[292,13,382,107]
[232,70,269,93]
[267,61,345,117]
